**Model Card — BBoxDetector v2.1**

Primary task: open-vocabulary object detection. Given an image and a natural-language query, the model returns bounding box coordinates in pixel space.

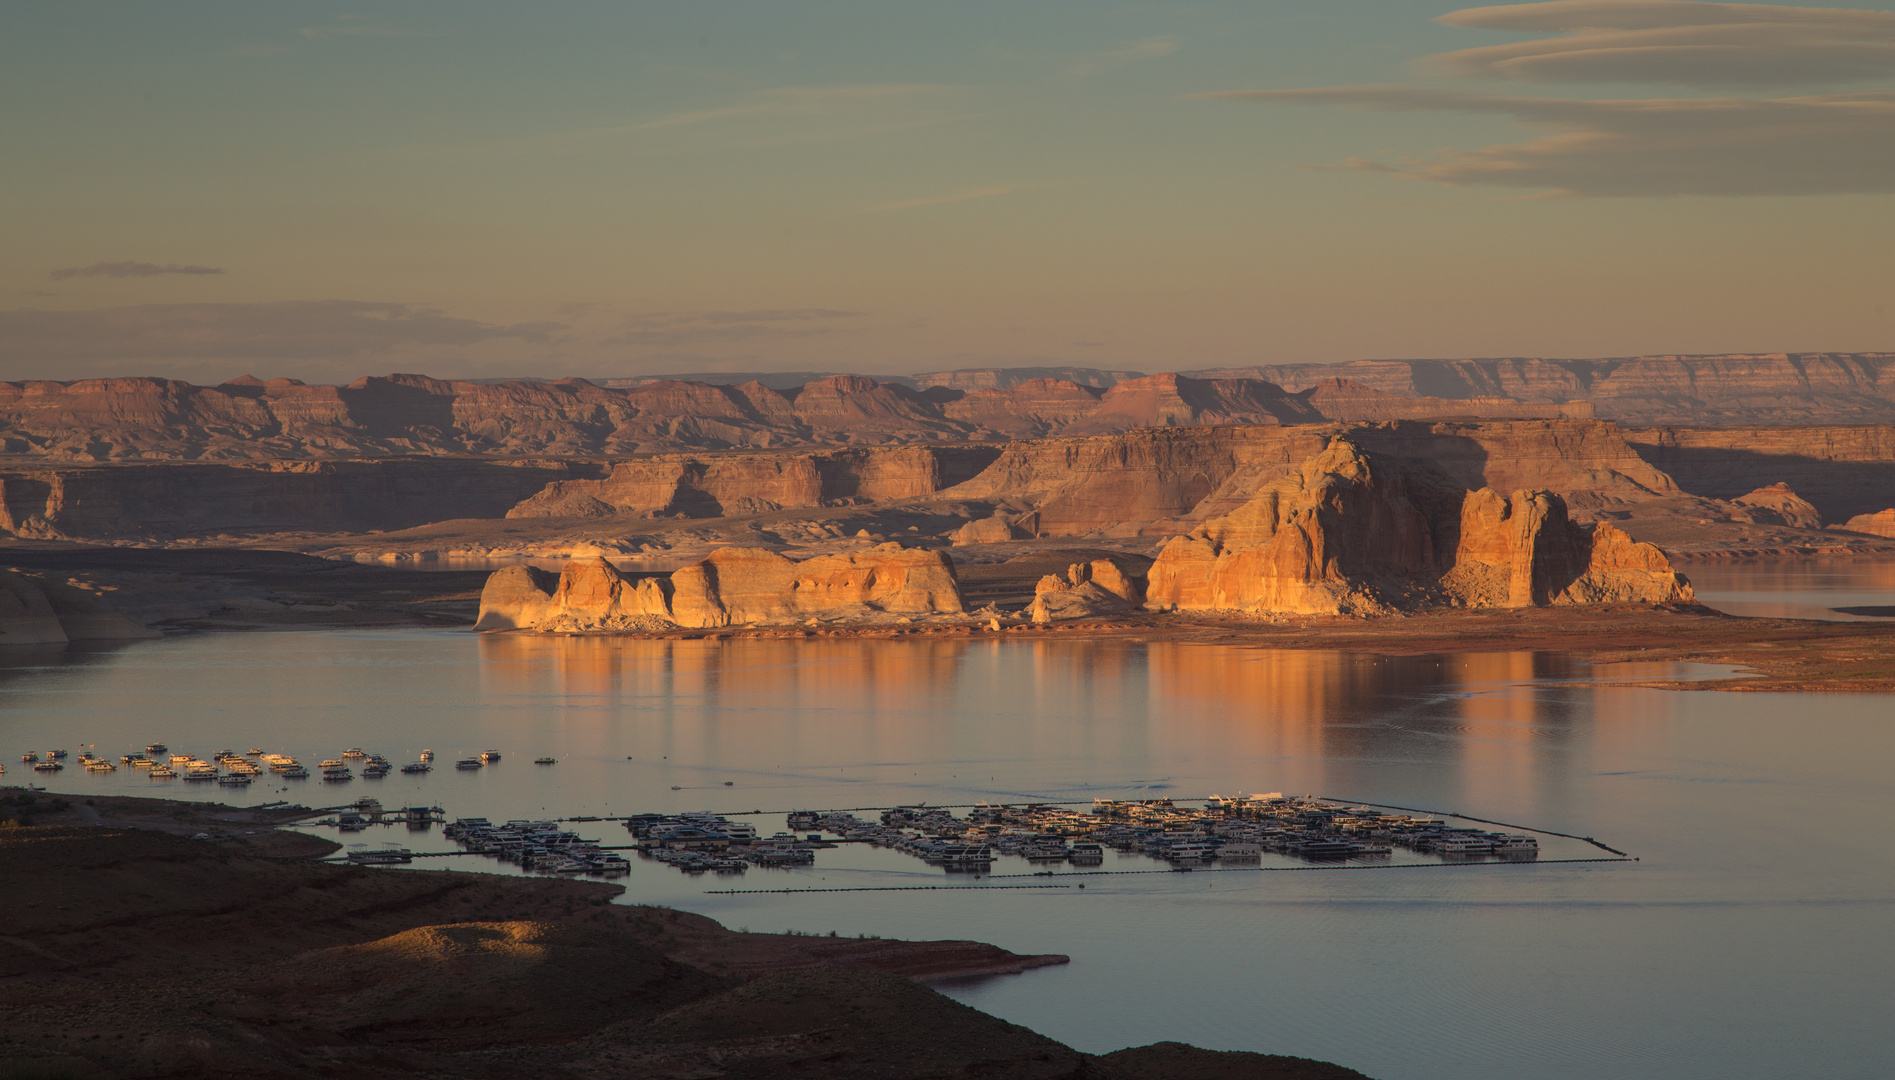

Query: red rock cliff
[1143,437,1693,616]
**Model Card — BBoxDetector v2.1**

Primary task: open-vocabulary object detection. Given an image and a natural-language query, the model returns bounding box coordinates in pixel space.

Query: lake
[2,558,1892,1080]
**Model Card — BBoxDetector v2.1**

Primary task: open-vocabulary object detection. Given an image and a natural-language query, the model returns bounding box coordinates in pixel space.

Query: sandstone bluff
[476,438,1692,632]
[476,544,965,631]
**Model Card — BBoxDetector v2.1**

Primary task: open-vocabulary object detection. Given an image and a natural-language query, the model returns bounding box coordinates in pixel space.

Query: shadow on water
[0,641,144,693]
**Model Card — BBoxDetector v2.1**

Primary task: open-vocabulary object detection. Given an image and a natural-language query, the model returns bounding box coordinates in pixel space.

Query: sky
[3,0,1893,385]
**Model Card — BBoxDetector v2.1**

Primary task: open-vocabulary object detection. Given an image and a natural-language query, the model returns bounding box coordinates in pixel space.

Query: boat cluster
[443,817,630,876]
[758,795,1540,872]
[1092,795,1540,861]
[623,812,824,875]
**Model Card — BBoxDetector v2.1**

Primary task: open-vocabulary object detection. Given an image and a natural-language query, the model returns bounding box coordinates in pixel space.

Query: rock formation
[941,420,1678,539]
[1142,437,1694,616]
[950,511,1038,546]
[0,459,587,540]
[1730,483,1823,529]
[1031,558,1147,619]
[1626,424,1895,522]
[0,369,1564,462]
[1193,353,1895,425]
[1837,509,1895,538]
[506,447,999,520]
[0,569,159,644]
[13,355,1895,463]
[476,545,963,631]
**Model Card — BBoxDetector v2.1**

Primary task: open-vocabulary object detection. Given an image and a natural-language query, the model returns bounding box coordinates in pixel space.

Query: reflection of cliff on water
[470,635,1626,807]
[1683,555,1895,621]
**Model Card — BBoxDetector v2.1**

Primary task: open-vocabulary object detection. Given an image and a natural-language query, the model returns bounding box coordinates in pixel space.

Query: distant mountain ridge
[5,352,1892,461]
[0,371,1562,462]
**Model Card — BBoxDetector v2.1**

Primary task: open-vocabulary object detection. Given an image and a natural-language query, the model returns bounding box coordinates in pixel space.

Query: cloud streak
[861,185,1034,213]
[1427,1,1895,87]
[1204,86,1895,196]
[608,309,866,346]
[299,15,441,41]
[0,301,561,363]
[1067,36,1181,78]
[51,262,224,280]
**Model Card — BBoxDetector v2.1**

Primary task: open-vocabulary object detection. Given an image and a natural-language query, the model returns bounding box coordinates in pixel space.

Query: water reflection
[3,629,1891,1080]
[459,634,1632,817]
[1685,554,1895,620]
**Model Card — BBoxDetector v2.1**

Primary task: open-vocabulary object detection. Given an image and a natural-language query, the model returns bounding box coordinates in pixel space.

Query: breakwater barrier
[703,857,1634,894]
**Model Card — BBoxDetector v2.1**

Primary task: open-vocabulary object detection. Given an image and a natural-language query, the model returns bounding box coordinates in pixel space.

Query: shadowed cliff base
[0,810,1372,1080]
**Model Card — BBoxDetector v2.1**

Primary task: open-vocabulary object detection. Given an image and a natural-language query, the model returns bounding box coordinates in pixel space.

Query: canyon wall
[1192,354,1895,425]
[1142,438,1693,616]
[0,371,1566,461]
[506,446,1002,520]
[0,459,591,540]
[9,356,1895,464]
[1626,425,1895,522]
[475,545,963,631]
[942,420,1680,538]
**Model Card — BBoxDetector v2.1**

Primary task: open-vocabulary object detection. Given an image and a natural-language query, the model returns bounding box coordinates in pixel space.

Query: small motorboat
[534,756,556,765]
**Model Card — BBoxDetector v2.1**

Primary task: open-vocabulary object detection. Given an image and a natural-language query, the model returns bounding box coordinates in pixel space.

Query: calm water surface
[3,562,1893,1080]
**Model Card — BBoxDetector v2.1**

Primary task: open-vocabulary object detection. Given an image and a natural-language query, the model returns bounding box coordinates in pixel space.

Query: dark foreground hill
[0,809,1372,1080]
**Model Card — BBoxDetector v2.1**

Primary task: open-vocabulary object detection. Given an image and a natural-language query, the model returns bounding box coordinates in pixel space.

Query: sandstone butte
[1140,437,1694,617]
[477,437,1694,632]
[475,544,964,632]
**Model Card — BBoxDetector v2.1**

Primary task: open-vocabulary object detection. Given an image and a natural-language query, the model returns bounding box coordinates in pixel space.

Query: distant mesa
[7,353,1895,461]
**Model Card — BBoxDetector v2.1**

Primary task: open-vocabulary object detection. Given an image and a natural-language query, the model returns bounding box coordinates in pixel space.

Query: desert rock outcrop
[1838,509,1895,538]
[477,544,963,631]
[1730,483,1823,529]
[507,447,999,520]
[1143,437,1693,616]
[1031,558,1146,619]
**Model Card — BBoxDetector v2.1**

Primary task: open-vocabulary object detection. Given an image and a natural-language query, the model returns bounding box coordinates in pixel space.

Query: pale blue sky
[4,1,1892,383]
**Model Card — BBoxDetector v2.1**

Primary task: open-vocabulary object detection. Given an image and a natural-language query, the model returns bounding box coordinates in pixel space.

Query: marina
[3,626,1891,1080]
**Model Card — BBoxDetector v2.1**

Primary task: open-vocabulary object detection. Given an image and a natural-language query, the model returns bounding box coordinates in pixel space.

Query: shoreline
[481,604,1895,693]
[0,795,1370,1079]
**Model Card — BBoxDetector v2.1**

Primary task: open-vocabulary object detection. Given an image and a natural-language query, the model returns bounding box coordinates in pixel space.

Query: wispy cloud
[610,84,948,134]
[607,309,867,346]
[51,262,224,280]
[860,184,1038,213]
[0,301,560,362]
[299,15,441,41]
[1067,36,1180,78]
[1204,85,1895,196]
[1428,1,1895,88]
[1199,1,1895,197]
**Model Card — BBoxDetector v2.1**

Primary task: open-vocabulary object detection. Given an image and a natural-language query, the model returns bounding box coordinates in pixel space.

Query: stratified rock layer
[507,447,999,520]
[476,545,963,631]
[1143,437,1693,616]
